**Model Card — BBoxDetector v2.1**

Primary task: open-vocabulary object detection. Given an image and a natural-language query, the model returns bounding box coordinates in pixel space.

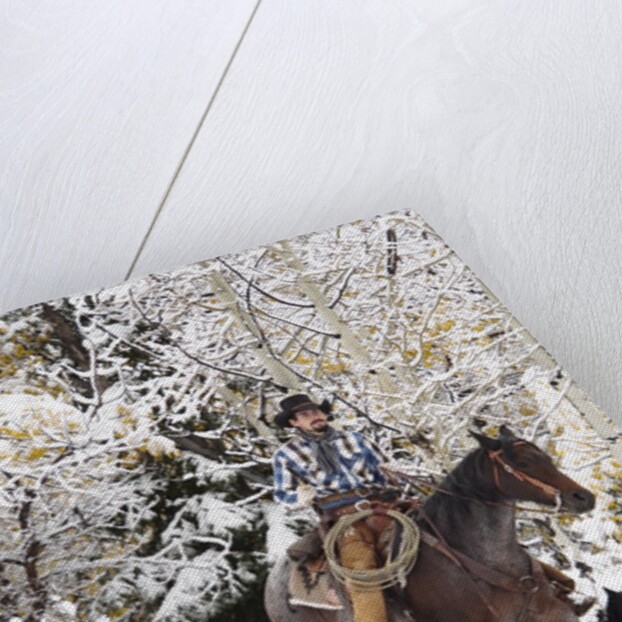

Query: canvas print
[0,210,620,622]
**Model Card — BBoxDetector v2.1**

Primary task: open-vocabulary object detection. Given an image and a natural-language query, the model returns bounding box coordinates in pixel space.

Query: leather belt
[328,498,396,519]
[315,488,401,516]
[315,487,376,510]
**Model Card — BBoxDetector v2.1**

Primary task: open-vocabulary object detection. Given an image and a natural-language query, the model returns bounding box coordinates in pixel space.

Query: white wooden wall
[1,1,621,425]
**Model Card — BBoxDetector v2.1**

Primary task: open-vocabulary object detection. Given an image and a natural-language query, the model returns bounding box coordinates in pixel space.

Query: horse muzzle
[560,488,595,513]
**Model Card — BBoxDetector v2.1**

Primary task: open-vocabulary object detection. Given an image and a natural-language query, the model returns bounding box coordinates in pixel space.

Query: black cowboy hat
[274,394,332,428]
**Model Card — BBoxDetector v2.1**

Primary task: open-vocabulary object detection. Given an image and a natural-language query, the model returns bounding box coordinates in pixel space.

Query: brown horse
[264,425,595,622]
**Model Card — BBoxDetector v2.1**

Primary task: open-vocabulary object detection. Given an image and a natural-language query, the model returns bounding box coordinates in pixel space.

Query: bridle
[487,441,563,511]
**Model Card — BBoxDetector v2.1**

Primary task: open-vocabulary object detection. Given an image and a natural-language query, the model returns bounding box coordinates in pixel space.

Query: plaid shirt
[272,428,389,509]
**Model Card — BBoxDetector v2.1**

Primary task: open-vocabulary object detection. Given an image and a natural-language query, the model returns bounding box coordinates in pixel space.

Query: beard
[310,420,329,434]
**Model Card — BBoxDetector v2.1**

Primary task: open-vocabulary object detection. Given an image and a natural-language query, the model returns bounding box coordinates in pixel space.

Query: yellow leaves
[108,606,131,619]
[26,447,48,460]
[323,362,346,373]
[22,387,42,396]
[0,356,17,378]
[12,343,35,359]
[117,438,180,470]
[117,405,140,432]
[121,415,137,428]
[139,437,180,460]
[41,383,66,399]
[603,465,622,539]
[0,396,88,468]
[518,406,536,417]
[101,539,131,559]
[118,450,142,470]
[422,343,446,369]
[83,577,104,598]
[395,438,416,450]
[437,319,455,332]
[0,328,55,384]
[422,343,434,367]
[609,483,622,496]
[120,447,176,469]
[293,355,313,365]
[471,316,501,334]
[551,425,564,436]
[426,319,455,339]
[587,542,606,555]
[0,426,31,439]
[545,441,563,459]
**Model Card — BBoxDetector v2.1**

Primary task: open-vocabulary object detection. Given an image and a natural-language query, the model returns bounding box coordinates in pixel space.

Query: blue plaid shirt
[272,428,389,508]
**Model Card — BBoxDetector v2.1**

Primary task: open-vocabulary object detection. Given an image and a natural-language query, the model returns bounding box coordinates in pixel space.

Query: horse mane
[422,446,498,516]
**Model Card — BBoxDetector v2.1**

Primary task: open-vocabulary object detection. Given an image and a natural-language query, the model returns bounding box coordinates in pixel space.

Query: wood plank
[0,0,257,312]
[134,0,622,424]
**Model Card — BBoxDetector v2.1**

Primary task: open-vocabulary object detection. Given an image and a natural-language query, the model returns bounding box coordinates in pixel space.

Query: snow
[199,494,255,536]
[263,501,308,564]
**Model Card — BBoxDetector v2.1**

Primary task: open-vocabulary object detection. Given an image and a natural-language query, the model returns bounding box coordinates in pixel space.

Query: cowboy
[272,393,400,622]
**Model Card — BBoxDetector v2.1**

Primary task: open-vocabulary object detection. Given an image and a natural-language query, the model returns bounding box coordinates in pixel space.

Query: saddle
[286,490,416,611]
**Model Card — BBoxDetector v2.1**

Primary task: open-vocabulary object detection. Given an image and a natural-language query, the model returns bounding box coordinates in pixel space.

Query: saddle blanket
[288,559,345,611]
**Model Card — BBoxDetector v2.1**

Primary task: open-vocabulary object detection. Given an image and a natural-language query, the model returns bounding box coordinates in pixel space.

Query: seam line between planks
[125,0,265,281]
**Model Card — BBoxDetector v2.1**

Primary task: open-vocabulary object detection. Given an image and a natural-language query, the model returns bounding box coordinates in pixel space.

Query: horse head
[469,425,595,513]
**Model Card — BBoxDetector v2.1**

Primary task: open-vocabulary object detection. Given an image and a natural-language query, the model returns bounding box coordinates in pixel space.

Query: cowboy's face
[290,406,328,435]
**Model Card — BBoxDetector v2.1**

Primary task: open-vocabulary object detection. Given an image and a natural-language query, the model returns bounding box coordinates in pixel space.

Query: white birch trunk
[274,241,404,423]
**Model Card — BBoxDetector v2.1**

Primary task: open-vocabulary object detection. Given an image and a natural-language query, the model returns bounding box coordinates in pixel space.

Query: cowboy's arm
[272,451,316,509]
[357,433,400,483]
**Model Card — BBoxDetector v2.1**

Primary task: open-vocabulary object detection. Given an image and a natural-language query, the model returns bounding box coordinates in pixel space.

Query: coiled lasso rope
[323,509,420,592]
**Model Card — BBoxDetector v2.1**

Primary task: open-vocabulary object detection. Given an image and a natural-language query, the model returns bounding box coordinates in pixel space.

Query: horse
[264,425,595,622]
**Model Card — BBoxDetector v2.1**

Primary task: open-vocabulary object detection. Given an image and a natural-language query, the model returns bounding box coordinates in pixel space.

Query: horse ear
[498,425,518,442]
[469,430,502,451]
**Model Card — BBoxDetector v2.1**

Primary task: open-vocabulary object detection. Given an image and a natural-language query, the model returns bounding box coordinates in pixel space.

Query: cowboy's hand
[297,484,316,506]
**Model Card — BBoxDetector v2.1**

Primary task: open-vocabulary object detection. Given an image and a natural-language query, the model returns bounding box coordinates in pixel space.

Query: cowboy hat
[274,394,332,428]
